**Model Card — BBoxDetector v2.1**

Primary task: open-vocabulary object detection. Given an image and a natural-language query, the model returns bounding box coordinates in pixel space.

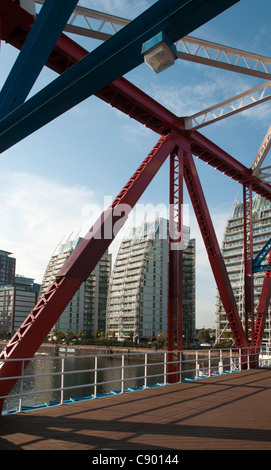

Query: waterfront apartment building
[216,195,271,345]
[0,275,40,334]
[0,250,16,286]
[106,218,196,343]
[39,237,111,337]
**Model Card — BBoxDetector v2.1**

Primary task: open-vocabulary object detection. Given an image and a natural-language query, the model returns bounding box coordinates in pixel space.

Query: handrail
[0,346,270,414]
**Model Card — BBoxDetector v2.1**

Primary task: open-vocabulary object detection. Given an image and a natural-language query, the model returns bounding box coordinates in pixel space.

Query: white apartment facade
[216,195,271,345]
[39,237,111,337]
[106,218,195,343]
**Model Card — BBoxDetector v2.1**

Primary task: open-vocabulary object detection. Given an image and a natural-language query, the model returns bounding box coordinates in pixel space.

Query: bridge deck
[1,367,271,451]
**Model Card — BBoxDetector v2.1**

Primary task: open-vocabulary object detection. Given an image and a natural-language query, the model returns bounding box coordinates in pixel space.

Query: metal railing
[0,346,270,414]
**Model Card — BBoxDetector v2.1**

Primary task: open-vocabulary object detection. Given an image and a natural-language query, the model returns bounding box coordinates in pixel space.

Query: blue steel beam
[0,0,79,119]
[252,237,271,273]
[0,0,240,153]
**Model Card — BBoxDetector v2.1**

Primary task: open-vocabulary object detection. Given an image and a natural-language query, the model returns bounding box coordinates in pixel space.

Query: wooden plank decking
[1,367,271,452]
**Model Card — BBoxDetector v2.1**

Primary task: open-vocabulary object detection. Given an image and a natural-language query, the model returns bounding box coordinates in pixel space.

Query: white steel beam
[251,124,271,180]
[176,36,271,80]
[35,0,129,41]
[34,1,271,80]
[32,1,271,133]
[184,81,271,130]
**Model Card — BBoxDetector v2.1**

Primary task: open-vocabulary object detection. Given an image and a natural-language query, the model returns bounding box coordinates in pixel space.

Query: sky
[1,0,271,329]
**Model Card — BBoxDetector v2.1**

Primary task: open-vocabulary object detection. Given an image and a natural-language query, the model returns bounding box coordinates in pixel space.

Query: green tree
[76,330,85,341]
[53,329,65,342]
[197,328,211,343]
[66,329,74,344]
[94,329,100,339]
[156,332,165,344]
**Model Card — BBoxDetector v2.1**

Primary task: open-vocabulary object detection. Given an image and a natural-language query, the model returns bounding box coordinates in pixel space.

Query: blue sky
[1,0,271,328]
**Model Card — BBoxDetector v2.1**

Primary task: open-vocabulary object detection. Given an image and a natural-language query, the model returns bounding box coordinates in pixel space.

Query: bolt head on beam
[141,32,177,74]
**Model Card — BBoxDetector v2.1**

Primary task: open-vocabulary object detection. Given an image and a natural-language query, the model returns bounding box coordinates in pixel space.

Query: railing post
[219,349,223,374]
[94,356,98,398]
[144,353,148,389]
[261,345,263,366]
[247,347,250,370]
[121,354,125,393]
[164,352,167,385]
[60,357,64,405]
[238,348,241,370]
[196,350,199,379]
[179,351,182,383]
[18,359,24,413]
[208,349,211,376]
[230,348,233,373]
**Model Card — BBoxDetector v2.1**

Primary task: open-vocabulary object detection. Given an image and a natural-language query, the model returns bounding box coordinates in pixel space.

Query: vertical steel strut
[168,147,184,382]
[243,184,254,345]
[0,131,179,413]
[253,250,271,348]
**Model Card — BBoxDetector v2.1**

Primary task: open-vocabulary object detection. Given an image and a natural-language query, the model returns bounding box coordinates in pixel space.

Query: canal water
[2,349,201,413]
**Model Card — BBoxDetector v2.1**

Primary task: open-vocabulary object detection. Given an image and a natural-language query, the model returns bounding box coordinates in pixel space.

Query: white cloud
[0,172,102,283]
[146,65,265,124]
[0,171,229,328]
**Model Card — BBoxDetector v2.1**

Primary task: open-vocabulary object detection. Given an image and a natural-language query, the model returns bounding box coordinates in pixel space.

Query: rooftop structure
[0,250,15,286]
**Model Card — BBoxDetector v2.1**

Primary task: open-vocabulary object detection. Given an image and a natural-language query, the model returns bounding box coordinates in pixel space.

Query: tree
[197,328,211,343]
[53,328,65,342]
[156,332,165,344]
[76,330,85,340]
[94,329,100,339]
[65,329,74,344]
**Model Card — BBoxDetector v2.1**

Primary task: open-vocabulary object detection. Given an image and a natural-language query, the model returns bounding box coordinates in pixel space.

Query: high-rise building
[216,195,271,345]
[39,237,111,336]
[0,275,40,334]
[106,218,196,343]
[0,250,16,286]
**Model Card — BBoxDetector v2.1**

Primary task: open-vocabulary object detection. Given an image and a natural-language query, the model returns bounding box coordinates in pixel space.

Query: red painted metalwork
[0,0,271,408]
[182,141,248,351]
[243,184,254,345]
[0,131,178,412]
[1,1,271,201]
[254,250,271,348]
[168,148,184,382]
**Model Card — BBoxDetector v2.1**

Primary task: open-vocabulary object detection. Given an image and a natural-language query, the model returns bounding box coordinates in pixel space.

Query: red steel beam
[253,250,271,348]
[243,184,254,344]
[168,148,184,382]
[0,131,179,412]
[1,1,271,203]
[182,139,248,350]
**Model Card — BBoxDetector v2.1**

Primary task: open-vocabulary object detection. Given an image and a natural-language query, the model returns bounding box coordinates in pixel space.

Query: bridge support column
[168,147,184,383]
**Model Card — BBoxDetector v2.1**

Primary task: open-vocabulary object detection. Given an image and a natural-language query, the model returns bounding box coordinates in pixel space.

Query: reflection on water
[3,353,167,412]
[2,350,226,412]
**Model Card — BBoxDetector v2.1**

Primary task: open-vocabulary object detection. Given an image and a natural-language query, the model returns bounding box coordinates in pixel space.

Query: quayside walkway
[1,367,271,451]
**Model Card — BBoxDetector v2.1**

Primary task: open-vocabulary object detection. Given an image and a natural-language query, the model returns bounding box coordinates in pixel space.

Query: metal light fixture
[141,31,177,74]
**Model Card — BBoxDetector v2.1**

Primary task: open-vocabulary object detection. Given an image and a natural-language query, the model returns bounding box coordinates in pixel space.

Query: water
[2,349,232,413]
[2,351,170,412]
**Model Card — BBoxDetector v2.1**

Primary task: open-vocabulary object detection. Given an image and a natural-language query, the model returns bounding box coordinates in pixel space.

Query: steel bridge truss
[1,0,271,409]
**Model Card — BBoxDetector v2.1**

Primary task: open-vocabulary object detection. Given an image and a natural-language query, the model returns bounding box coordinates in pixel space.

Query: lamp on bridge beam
[142,31,177,74]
